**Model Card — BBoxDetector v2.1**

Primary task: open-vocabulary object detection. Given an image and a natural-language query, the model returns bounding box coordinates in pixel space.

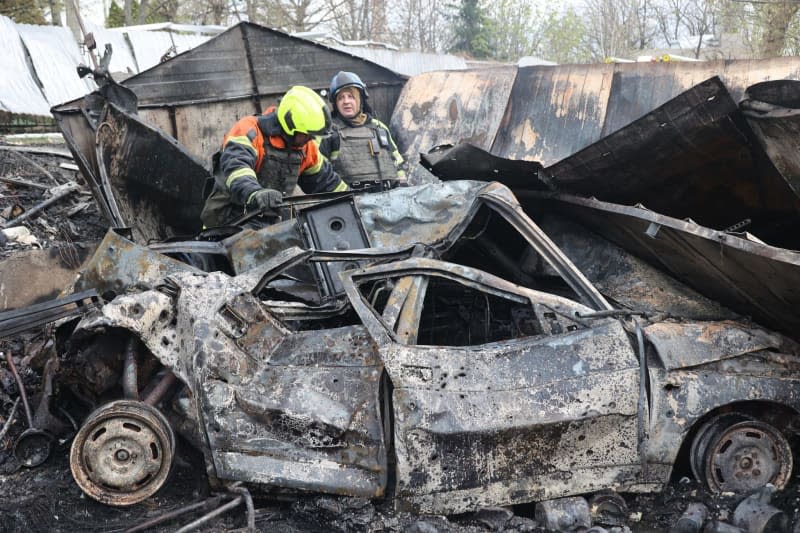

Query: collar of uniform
[335,112,372,128]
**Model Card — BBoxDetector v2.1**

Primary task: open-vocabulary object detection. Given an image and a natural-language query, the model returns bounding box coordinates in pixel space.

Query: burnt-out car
[57,181,800,514]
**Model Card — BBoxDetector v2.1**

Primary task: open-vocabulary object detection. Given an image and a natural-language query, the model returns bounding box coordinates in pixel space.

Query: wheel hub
[70,400,175,506]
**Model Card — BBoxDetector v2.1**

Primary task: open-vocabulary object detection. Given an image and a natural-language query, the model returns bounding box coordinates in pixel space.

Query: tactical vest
[332,119,398,183]
[200,117,303,227]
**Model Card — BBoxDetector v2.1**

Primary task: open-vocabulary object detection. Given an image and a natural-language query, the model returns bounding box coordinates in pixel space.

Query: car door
[192,248,388,498]
[343,258,641,514]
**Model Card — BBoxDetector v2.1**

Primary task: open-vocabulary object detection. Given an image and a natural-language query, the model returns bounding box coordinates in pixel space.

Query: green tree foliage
[448,0,492,59]
[485,0,542,61]
[107,0,129,27]
[0,0,47,24]
[541,8,593,63]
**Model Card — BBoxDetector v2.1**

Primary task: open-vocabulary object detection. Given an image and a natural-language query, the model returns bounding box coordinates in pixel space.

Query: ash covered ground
[2,140,800,532]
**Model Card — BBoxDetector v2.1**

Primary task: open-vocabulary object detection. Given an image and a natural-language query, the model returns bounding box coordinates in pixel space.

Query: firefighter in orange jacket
[201,86,349,228]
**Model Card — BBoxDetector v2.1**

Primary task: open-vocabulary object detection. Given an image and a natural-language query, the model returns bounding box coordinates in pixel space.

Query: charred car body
[55,180,800,514]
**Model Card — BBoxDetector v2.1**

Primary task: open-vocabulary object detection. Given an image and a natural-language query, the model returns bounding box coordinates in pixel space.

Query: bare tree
[138,0,148,22]
[123,0,133,24]
[324,0,389,41]
[582,0,642,59]
[757,0,800,57]
[178,0,232,25]
[390,0,450,51]
[249,0,334,32]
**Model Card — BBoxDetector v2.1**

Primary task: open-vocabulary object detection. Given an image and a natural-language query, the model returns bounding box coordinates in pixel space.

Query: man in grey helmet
[319,71,406,187]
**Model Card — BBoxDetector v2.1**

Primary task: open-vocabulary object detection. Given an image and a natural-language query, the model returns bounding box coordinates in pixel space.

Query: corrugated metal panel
[395,57,800,169]
[16,23,96,108]
[491,64,616,164]
[0,16,51,116]
[331,46,467,76]
[389,67,517,184]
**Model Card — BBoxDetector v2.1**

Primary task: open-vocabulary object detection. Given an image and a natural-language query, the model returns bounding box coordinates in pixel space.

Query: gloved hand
[247,188,283,212]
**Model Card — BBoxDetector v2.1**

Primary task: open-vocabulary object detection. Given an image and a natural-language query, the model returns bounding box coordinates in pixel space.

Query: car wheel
[698,419,792,493]
[70,399,175,506]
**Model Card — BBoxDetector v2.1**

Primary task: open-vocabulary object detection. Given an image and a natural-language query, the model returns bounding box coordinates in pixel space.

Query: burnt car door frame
[341,258,643,514]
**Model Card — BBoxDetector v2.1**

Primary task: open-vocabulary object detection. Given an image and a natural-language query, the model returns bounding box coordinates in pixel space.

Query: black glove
[247,188,283,212]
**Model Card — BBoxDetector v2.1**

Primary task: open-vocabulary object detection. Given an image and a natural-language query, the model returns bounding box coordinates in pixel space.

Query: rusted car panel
[73,229,202,297]
[200,323,386,497]
[60,178,800,512]
[389,67,517,184]
[221,181,610,311]
[530,193,800,338]
[69,247,389,497]
[96,103,211,241]
[644,320,800,370]
[646,361,800,469]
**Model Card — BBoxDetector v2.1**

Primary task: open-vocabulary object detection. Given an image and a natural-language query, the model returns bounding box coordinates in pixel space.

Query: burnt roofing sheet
[540,76,800,237]
[526,193,800,337]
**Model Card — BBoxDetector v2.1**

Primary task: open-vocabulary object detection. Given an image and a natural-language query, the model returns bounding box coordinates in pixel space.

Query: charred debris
[4,59,800,531]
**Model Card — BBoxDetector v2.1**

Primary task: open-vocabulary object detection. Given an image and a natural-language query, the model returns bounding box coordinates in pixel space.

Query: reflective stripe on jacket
[201,107,347,227]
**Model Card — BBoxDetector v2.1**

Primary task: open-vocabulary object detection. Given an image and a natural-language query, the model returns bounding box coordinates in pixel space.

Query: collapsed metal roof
[422,77,800,338]
[392,57,800,183]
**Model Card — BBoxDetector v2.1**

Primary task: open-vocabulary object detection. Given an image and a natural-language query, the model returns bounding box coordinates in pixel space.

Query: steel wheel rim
[70,399,174,506]
[705,420,792,493]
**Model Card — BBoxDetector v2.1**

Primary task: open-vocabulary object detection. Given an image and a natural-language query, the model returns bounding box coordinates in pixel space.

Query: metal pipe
[144,371,177,406]
[4,352,33,428]
[230,485,255,532]
[174,495,243,533]
[122,338,140,400]
[122,495,226,533]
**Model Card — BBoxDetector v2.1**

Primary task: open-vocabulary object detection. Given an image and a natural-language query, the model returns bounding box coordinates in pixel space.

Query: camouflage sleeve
[298,141,349,194]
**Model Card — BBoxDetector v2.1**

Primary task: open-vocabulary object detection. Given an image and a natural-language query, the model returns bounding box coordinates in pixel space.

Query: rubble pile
[0,143,106,259]
[5,39,800,531]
